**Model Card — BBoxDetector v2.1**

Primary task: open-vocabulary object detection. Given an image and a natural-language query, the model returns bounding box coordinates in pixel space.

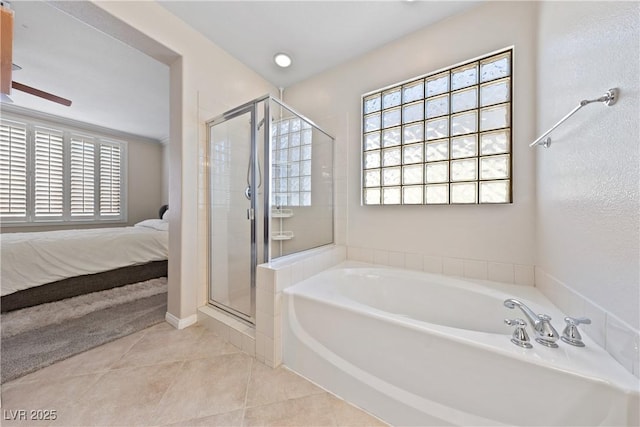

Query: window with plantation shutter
[34,127,64,217]
[100,143,121,216]
[70,137,96,216]
[0,114,127,225]
[0,120,28,219]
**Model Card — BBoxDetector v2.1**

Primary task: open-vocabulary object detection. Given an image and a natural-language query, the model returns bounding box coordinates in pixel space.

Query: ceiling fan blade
[1,4,14,95]
[12,81,72,107]
[2,4,72,108]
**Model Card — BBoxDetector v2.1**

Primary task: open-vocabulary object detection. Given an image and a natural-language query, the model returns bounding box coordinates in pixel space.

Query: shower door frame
[206,96,269,324]
[206,94,335,324]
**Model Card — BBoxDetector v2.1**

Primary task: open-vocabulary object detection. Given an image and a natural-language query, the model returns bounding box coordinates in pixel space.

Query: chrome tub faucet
[504,318,532,348]
[561,316,591,347]
[504,298,560,348]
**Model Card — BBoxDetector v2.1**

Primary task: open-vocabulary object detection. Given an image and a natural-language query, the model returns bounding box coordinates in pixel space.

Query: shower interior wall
[270,114,335,258]
[284,0,639,377]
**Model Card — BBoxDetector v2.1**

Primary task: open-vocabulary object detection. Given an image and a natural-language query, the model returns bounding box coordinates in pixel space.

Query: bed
[0,206,169,313]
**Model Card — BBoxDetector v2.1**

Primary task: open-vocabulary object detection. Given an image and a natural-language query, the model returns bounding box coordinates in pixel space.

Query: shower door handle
[247,208,254,221]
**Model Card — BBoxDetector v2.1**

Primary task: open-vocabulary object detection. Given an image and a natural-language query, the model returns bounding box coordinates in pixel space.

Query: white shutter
[0,120,28,218]
[70,137,95,216]
[34,127,64,217]
[99,143,121,217]
[1,115,127,225]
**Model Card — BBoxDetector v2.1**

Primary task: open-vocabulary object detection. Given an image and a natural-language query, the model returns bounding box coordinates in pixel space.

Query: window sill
[0,219,128,229]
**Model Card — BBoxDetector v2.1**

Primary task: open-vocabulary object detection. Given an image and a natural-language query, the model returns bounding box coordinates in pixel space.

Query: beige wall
[93,1,277,321]
[285,1,539,267]
[535,1,639,371]
[126,138,163,225]
[160,140,169,205]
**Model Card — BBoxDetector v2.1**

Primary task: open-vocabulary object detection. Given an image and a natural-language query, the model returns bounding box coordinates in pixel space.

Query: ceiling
[3,0,480,142]
[5,1,170,142]
[159,0,481,88]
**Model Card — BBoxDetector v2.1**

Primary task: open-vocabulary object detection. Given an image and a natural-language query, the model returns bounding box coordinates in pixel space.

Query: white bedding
[1,226,168,296]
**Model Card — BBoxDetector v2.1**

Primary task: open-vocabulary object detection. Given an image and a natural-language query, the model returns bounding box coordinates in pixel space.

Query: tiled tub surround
[536,267,640,379]
[200,242,637,384]
[347,245,534,285]
[255,245,347,367]
[199,245,347,367]
[347,245,639,379]
[282,263,640,426]
[202,242,532,369]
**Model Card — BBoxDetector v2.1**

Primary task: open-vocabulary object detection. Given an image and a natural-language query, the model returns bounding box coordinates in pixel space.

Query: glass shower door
[208,106,256,322]
[207,95,333,324]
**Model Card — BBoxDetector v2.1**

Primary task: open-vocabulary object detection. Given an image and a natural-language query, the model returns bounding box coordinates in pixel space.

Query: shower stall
[206,95,335,324]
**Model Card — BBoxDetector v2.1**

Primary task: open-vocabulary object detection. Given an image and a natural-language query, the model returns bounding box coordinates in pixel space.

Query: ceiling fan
[1,1,72,106]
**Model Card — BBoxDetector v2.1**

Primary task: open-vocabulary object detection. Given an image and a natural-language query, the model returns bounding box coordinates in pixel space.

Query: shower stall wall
[207,95,335,324]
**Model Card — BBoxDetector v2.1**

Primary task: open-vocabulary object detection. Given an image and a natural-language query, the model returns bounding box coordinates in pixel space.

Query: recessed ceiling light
[274,53,292,68]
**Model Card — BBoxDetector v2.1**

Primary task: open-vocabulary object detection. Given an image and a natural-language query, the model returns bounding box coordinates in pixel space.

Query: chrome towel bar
[530,88,618,148]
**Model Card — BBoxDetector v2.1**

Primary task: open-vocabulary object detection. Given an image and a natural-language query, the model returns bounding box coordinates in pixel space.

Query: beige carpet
[1,278,167,383]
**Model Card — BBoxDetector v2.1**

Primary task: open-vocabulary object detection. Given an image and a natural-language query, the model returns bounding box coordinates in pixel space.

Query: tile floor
[1,322,388,426]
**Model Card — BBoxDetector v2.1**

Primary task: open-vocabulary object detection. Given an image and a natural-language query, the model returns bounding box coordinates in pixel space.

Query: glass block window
[362,49,512,205]
[272,117,312,207]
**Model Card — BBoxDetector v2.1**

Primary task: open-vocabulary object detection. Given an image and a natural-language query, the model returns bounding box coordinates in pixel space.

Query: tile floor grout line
[53,368,112,426]
[240,356,254,427]
[107,325,208,372]
[278,366,390,427]
[104,355,194,373]
[107,328,151,369]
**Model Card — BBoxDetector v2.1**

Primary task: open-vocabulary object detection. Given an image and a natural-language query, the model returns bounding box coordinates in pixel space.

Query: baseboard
[165,312,197,329]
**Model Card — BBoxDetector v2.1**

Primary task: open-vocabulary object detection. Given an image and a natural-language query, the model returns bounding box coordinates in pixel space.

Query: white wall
[93,1,277,321]
[535,1,639,372]
[285,2,538,270]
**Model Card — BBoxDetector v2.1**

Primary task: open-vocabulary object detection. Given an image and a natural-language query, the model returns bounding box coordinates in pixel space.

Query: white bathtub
[282,263,640,426]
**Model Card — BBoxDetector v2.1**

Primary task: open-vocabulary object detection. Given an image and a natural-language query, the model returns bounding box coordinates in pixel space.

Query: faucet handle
[565,316,591,326]
[505,318,526,327]
[504,318,532,348]
[561,316,591,347]
[533,313,560,348]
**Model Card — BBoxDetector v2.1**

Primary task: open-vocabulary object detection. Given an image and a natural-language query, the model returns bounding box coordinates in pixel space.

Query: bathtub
[282,263,640,426]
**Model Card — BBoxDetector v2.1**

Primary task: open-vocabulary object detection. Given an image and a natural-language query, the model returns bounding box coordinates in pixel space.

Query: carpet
[1,278,167,383]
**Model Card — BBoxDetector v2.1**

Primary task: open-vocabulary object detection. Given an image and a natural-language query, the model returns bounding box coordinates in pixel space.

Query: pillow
[159,204,169,220]
[162,209,169,221]
[134,219,168,232]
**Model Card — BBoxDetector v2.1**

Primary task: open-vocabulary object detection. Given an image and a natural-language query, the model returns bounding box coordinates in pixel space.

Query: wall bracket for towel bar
[530,88,618,148]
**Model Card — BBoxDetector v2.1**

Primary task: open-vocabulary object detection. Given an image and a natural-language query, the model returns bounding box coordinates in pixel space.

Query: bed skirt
[1,260,168,313]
